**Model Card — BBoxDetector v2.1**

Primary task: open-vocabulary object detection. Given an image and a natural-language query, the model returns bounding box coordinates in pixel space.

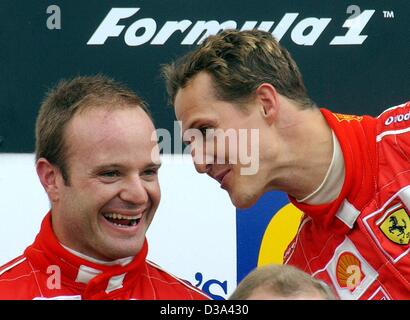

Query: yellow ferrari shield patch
[380,207,410,245]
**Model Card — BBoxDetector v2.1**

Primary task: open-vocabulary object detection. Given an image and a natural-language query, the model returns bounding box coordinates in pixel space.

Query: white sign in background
[0,153,237,298]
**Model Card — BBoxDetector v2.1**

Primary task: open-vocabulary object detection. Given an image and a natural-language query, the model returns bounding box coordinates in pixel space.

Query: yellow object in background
[258,203,303,265]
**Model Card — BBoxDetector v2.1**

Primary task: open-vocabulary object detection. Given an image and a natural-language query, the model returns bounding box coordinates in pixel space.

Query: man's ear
[36,158,63,202]
[255,83,280,125]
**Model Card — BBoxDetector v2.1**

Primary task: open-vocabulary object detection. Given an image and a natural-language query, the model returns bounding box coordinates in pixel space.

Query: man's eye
[199,127,208,136]
[100,170,120,178]
[142,168,158,176]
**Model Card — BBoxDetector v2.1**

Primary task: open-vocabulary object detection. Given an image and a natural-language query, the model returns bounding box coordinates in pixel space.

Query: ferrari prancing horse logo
[380,205,410,245]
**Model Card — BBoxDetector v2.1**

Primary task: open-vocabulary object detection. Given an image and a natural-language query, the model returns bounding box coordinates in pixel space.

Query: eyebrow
[184,119,205,132]
[93,164,123,171]
[145,162,162,169]
[93,162,162,172]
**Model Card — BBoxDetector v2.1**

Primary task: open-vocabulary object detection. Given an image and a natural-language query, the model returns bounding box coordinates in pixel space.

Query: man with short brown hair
[0,75,209,300]
[163,29,410,299]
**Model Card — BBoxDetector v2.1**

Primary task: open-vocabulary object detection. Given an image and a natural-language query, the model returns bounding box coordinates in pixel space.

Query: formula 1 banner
[0,0,409,153]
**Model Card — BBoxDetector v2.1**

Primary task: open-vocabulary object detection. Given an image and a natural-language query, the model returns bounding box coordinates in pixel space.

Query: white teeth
[103,212,141,220]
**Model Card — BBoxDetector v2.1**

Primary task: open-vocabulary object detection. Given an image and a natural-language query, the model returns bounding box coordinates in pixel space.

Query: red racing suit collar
[24,212,149,299]
[289,108,377,232]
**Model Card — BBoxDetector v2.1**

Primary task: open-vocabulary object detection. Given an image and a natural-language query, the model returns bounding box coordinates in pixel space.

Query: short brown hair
[35,75,150,183]
[229,264,336,300]
[162,29,313,108]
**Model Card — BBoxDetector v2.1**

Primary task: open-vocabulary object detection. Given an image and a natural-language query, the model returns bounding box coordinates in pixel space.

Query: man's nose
[119,176,148,205]
[191,146,213,174]
[193,161,212,174]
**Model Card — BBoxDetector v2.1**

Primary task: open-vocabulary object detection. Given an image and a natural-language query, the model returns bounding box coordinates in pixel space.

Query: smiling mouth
[102,212,141,228]
[215,170,230,184]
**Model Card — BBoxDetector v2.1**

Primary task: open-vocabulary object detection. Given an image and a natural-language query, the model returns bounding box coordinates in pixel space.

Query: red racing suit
[285,101,410,300]
[0,212,209,300]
